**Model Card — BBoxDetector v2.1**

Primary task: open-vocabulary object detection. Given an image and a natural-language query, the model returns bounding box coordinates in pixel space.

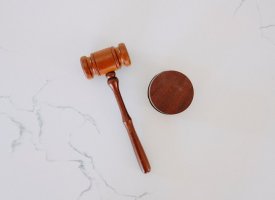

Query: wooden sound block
[148,70,194,115]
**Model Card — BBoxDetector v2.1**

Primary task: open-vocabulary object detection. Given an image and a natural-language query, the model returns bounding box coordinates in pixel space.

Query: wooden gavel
[80,43,151,173]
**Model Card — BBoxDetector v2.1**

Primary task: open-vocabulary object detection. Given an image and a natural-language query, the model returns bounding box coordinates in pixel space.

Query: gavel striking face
[80,43,151,173]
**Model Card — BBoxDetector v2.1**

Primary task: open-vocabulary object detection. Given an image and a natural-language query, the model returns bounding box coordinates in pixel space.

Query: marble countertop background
[0,0,275,199]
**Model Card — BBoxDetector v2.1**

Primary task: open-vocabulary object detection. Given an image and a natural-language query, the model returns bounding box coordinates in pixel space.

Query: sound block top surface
[148,70,194,115]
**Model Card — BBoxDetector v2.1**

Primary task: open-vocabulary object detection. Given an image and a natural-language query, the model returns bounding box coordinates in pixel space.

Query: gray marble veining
[1,0,275,199]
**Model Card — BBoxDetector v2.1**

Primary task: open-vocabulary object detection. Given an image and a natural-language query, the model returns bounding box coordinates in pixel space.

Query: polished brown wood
[148,70,194,114]
[107,71,150,173]
[81,43,131,79]
[80,43,150,173]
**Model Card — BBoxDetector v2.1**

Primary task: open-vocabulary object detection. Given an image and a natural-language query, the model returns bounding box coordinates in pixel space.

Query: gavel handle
[106,72,151,173]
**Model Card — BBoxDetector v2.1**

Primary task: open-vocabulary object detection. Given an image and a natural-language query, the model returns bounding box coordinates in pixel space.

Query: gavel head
[80,43,131,79]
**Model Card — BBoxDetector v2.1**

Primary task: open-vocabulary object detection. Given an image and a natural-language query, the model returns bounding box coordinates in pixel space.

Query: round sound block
[148,70,194,115]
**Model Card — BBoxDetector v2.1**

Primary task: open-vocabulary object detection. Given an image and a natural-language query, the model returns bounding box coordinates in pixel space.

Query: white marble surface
[1,0,275,199]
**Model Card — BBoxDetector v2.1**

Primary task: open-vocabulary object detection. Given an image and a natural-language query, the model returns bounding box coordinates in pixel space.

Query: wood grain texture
[80,43,131,79]
[148,70,194,115]
[107,72,151,173]
[80,44,150,173]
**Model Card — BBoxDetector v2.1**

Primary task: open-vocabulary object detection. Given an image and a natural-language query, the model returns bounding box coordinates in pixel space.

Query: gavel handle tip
[124,120,151,174]
[143,166,151,173]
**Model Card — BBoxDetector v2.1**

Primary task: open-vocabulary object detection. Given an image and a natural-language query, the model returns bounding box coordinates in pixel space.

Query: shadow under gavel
[80,43,151,173]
